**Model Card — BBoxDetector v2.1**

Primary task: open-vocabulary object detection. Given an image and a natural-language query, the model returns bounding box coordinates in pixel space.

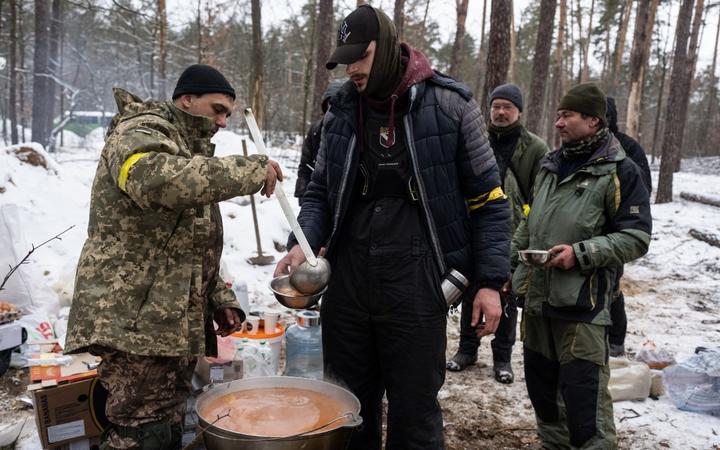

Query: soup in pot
[200,387,351,437]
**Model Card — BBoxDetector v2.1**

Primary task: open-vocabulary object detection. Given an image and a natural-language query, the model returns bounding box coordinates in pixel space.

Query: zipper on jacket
[326,134,357,250]
[403,86,447,275]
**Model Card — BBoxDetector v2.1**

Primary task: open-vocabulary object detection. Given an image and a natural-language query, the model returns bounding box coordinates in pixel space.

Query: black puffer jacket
[294,119,322,199]
[606,97,652,193]
[290,75,511,289]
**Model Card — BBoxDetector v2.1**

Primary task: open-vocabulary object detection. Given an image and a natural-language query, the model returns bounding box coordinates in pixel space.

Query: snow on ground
[1,131,719,449]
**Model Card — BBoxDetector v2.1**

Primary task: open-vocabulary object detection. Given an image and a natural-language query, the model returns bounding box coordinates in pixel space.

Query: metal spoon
[243,109,331,295]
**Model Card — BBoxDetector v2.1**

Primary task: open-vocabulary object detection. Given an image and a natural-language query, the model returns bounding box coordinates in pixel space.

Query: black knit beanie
[490,83,523,111]
[172,64,236,100]
[558,82,606,119]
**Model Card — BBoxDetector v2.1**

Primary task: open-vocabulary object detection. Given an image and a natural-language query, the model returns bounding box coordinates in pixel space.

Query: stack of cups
[246,316,260,335]
[263,310,280,333]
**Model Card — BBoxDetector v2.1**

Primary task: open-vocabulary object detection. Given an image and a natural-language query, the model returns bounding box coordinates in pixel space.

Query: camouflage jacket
[65,88,268,357]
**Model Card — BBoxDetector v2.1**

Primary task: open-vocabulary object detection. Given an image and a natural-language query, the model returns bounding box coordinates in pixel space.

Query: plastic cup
[246,316,260,335]
[263,310,280,333]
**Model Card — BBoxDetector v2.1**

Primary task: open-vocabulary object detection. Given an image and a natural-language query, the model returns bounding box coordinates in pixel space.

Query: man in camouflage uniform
[513,83,651,449]
[65,64,282,450]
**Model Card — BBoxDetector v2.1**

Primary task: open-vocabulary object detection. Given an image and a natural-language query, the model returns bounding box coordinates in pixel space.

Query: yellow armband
[118,152,149,192]
[467,186,507,211]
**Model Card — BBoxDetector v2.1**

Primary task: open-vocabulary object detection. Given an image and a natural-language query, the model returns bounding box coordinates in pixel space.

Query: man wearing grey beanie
[447,83,548,386]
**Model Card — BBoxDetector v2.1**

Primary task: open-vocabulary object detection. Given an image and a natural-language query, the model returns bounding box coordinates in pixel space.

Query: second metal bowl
[270,275,327,309]
[518,250,551,267]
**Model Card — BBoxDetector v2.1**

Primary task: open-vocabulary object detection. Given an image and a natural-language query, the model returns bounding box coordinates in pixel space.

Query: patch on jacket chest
[380,126,396,148]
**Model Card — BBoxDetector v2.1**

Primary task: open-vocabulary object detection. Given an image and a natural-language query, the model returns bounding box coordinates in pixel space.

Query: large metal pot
[195,376,362,450]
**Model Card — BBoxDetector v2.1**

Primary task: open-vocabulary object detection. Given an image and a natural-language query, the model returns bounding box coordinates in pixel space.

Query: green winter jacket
[65,88,268,357]
[501,126,548,232]
[512,134,651,325]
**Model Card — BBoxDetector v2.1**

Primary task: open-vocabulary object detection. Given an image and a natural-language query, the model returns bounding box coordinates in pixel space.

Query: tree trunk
[9,0,18,145]
[580,0,595,82]
[32,0,51,148]
[651,50,668,163]
[473,0,489,97]
[311,0,333,120]
[700,6,719,151]
[301,0,317,135]
[674,0,705,171]
[612,0,634,88]
[481,0,512,120]
[625,0,659,138]
[449,0,469,79]
[17,0,25,142]
[196,0,202,63]
[680,192,720,208]
[46,0,62,151]
[250,0,265,128]
[394,0,406,41]
[656,0,695,204]
[546,0,566,146]
[158,0,168,99]
[509,6,516,82]
[689,229,720,248]
[525,0,557,134]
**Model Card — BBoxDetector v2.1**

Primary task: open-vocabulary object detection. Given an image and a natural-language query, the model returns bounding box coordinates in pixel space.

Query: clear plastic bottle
[231,280,250,315]
[284,310,323,379]
[258,340,274,374]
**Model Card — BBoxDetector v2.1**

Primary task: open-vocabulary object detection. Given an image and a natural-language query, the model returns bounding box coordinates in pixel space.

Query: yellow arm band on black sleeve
[118,152,149,192]
[467,186,507,211]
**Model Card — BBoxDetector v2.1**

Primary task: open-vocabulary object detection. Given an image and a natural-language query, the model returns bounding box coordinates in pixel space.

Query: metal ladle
[244,109,331,295]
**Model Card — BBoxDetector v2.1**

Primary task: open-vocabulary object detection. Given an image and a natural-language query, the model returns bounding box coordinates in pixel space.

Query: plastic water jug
[284,310,323,379]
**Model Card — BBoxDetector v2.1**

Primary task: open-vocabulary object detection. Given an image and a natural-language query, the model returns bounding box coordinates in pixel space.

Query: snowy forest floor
[0,130,719,449]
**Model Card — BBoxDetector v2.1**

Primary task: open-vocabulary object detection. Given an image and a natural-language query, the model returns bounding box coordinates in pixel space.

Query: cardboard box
[32,377,108,449]
[30,353,98,383]
[194,356,243,385]
[0,321,23,351]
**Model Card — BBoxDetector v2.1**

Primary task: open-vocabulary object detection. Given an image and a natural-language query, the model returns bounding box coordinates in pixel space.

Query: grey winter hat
[490,83,523,112]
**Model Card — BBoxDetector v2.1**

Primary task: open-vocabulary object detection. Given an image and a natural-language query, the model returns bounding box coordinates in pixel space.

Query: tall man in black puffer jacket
[606,97,652,357]
[275,5,511,450]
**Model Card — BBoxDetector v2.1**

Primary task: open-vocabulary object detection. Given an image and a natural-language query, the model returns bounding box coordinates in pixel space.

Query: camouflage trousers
[521,314,617,450]
[94,347,196,450]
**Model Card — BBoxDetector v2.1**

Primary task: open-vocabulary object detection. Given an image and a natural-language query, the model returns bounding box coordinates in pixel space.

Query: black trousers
[322,242,447,450]
[458,293,517,363]
[608,266,627,347]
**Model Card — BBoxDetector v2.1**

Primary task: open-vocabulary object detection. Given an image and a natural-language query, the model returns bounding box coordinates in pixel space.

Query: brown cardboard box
[31,377,108,449]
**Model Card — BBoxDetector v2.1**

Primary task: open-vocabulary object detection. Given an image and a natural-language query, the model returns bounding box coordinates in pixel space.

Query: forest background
[1,0,720,201]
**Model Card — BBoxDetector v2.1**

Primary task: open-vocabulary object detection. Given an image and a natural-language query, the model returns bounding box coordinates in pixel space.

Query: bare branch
[0,225,76,291]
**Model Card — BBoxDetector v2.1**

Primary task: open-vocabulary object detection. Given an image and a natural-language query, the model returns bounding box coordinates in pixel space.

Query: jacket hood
[108,88,216,140]
[606,96,619,134]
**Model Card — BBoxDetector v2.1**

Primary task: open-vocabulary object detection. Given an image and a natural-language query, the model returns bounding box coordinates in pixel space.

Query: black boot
[493,361,514,384]
[446,351,477,372]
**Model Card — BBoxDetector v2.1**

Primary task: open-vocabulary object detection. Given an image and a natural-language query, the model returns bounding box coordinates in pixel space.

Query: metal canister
[441,269,469,307]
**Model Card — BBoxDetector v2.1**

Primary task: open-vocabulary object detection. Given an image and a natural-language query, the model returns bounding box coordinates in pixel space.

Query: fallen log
[689,229,720,248]
[680,192,720,208]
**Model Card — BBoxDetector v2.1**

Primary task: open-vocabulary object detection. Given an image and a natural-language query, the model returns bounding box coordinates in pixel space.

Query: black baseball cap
[326,5,379,70]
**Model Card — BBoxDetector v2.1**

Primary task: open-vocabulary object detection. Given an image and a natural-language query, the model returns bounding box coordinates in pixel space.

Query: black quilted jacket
[289,74,511,289]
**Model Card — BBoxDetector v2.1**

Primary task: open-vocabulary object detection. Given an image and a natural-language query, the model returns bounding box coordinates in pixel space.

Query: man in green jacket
[447,84,548,385]
[513,83,651,449]
[65,64,282,450]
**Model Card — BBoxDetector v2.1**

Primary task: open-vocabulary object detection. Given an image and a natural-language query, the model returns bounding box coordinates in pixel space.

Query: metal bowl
[270,275,327,310]
[518,250,551,267]
[196,376,362,450]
